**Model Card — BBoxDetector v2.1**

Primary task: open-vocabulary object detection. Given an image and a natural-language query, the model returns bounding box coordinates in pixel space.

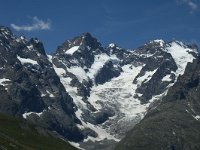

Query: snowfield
[51,40,197,149]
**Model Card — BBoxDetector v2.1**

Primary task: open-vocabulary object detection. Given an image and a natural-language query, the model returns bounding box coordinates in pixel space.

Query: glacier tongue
[87,64,147,138]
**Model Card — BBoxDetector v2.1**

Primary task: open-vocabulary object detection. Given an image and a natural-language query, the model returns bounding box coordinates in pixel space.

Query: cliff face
[0,26,83,142]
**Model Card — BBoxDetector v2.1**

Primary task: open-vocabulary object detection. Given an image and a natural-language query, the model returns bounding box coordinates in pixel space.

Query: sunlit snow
[162,74,171,82]
[166,42,196,76]
[51,40,197,146]
[65,46,80,55]
[17,55,38,65]
[0,78,11,86]
[22,110,45,119]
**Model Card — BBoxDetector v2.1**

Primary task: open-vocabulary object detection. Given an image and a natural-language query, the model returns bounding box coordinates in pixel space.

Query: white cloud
[10,16,51,31]
[187,1,198,11]
[177,0,198,13]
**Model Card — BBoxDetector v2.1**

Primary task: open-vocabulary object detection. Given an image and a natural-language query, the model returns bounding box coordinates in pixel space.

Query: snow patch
[194,115,200,120]
[41,93,46,97]
[47,55,53,63]
[17,55,38,65]
[46,90,55,98]
[108,43,116,48]
[54,67,66,75]
[153,39,164,47]
[68,66,88,82]
[65,46,79,55]
[162,74,171,82]
[23,110,45,119]
[136,68,157,85]
[88,54,119,79]
[0,78,11,86]
[68,141,84,150]
[27,45,33,50]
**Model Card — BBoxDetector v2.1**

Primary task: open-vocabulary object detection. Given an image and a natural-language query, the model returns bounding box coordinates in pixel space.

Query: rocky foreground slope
[0,26,198,149]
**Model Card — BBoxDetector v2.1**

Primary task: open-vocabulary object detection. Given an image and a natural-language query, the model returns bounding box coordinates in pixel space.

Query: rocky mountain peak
[107,43,122,51]
[108,43,117,48]
[56,32,103,55]
[28,38,46,56]
[79,32,100,47]
[105,43,126,57]
[0,26,13,36]
[0,26,15,45]
[151,39,165,47]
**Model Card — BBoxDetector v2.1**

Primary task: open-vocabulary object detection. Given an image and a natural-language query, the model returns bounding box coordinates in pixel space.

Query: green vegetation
[0,113,77,150]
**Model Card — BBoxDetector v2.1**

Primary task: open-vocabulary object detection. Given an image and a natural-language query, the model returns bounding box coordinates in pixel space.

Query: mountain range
[0,26,199,150]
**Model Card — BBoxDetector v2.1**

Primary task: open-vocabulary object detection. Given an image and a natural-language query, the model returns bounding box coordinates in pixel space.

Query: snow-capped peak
[149,39,165,47]
[16,35,27,43]
[0,26,15,40]
[0,26,12,34]
[153,39,165,47]
[20,36,25,40]
[108,43,117,48]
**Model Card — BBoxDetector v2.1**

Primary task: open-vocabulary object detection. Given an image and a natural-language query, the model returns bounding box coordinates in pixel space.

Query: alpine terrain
[115,53,200,150]
[0,26,199,150]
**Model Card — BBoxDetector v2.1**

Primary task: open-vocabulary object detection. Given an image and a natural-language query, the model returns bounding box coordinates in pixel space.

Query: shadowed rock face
[0,26,83,142]
[95,61,122,85]
[115,58,200,150]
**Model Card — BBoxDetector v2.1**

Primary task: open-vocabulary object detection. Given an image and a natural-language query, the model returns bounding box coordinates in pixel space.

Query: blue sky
[0,0,200,53]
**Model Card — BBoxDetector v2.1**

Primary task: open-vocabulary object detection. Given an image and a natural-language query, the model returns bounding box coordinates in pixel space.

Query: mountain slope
[0,26,83,142]
[50,34,198,149]
[0,113,77,150]
[115,57,200,150]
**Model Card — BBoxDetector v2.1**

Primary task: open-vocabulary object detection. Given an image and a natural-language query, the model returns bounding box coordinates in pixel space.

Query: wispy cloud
[177,0,198,14]
[10,16,51,31]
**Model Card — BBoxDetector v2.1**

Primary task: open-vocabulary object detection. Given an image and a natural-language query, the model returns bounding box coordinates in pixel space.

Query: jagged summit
[56,32,103,55]
[0,26,15,41]
[80,32,93,38]
[28,38,46,56]
[150,39,165,46]
[108,43,117,48]
[0,26,12,34]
